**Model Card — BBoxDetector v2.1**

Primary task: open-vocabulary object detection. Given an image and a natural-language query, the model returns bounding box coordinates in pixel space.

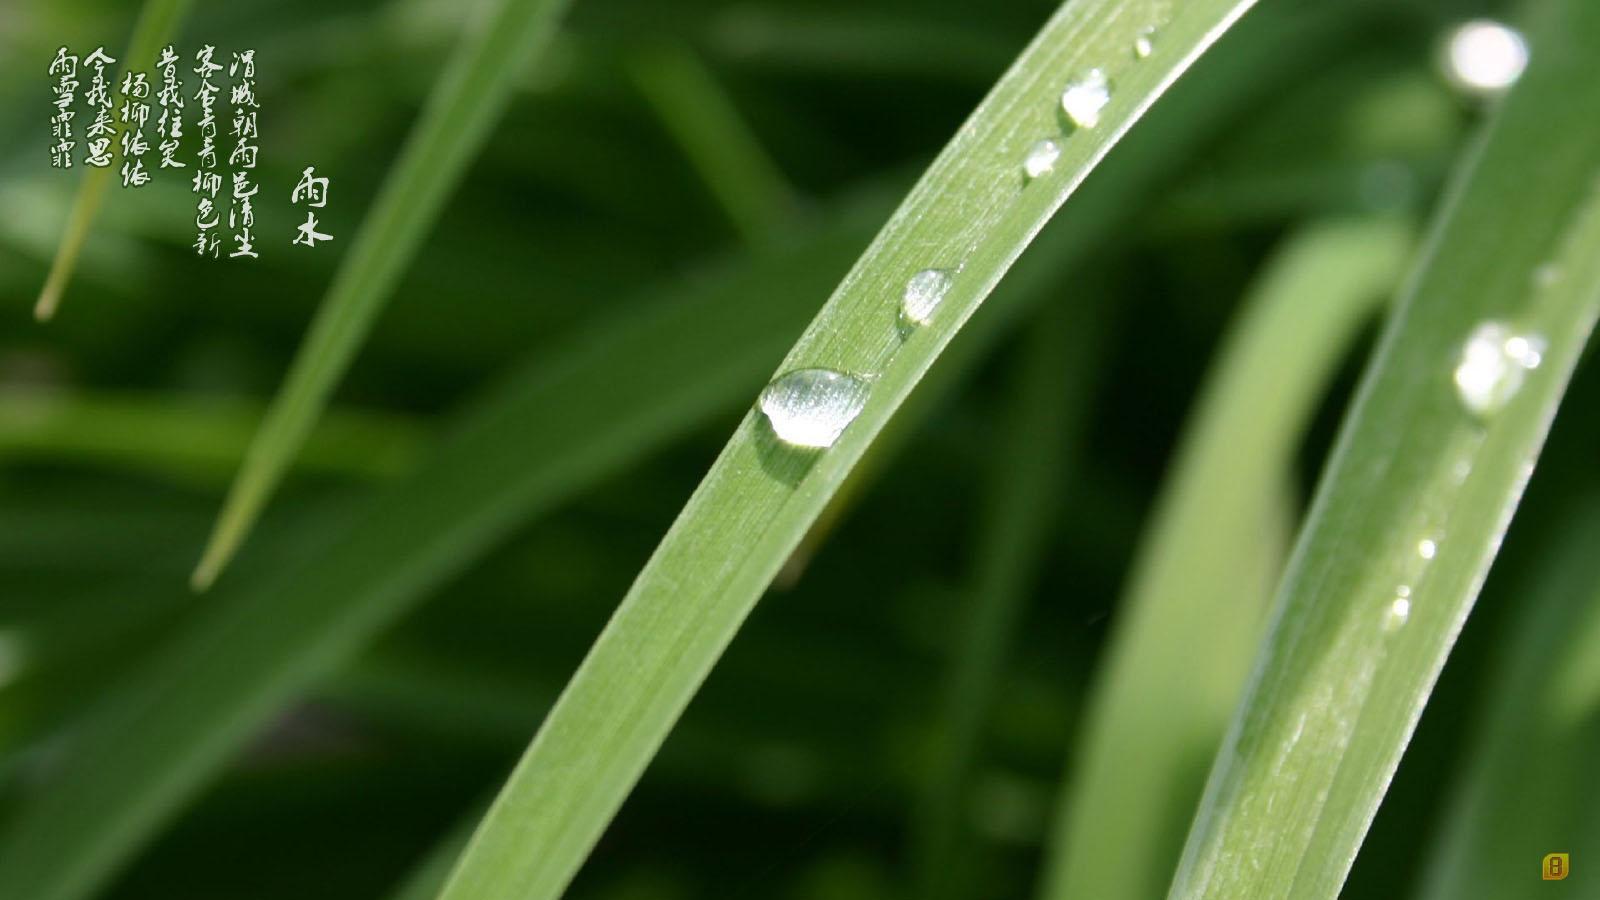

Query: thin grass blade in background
[32,0,193,321]
[0,389,424,482]
[1416,497,1600,900]
[912,300,1100,899]
[1168,2,1600,896]
[430,1,1267,897]
[1037,217,1412,900]
[191,0,572,590]
[628,42,799,243]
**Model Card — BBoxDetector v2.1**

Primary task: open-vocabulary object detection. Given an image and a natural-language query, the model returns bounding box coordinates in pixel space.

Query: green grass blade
[629,43,799,243]
[0,389,424,482]
[32,0,193,321]
[1038,217,1411,900]
[913,301,1100,900]
[191,0,572,590]
[429,1,1264,897]
[1167,3,1600,897]
[0,197,883,900]
[1417,498,1600,900]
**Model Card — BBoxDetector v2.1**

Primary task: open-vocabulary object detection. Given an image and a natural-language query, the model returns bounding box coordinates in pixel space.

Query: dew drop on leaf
[901,268,955,326]
[1060,68,1112,129]
[759,368,870,449]
[1133,26,1159,59]
[1442,19,1528,97]
[1384,591,1412,632]
[1022,138,1061,179]
[1452,321,1546,417]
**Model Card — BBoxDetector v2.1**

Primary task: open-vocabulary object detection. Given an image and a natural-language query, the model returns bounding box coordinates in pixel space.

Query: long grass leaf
[1038,217,1411,900]
[191,0,572,589]
[1167,3,1600,896]
[32,0,193,321]
[431,1,1265,897]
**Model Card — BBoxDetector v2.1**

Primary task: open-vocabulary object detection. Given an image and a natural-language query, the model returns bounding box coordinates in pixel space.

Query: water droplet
[1385,593,1412,632]
[1442,19,1528,96]
[1453,321,1546,417]
[1060,68,1112,129]
[1417,538,1438,560]
[1022,139,1061,179]
[901,268,954,326]
[1534,263,1562,288]
[758,368,870,449]
[1133,26,1159,59]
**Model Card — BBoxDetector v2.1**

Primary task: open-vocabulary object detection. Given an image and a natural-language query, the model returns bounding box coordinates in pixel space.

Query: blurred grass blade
[0,389,424,482]
[629,43,799,242]
[1038,218,1411,900]
[0,196,884,900]
[913,301,1100,899]
[431,1,1265,897]
[1418,498,1600,900]
[33,0,193,321]
[191,0,572,590]
[1167,3,1600,897]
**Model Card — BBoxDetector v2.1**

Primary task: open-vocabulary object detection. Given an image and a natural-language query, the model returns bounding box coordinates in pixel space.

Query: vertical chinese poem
[156,46,187,173]
[228,49,260,258]
[48,47,79,168]
[83,46,117,167]
[192,46,224,257]
[118,62,152,187]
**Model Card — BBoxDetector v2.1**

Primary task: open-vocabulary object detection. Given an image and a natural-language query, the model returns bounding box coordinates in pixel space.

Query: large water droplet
[1133,26,1159,59]
[1060,68,1112,129]
[1442,19,1528,96]
[901,268,954,326]
[758,368,870,449]
[1022,139,1061,179]
[1453,321,1546,417]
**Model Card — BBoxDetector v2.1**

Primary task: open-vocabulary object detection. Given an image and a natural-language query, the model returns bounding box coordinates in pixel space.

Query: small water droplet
[1022,139,1061,179]
[1417,538,1438,560]
[758,368,870,449]
[1060,68,1112,129]
[1453,321,1547,417]
[1385,594,1412,632]
[901,268,954,326]
[1442,19,1528,97]
[1133,26,1159,59]
[1534,263,1562,288]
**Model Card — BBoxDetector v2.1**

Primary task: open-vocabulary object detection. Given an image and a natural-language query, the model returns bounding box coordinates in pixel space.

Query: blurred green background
[2,0,1596,897]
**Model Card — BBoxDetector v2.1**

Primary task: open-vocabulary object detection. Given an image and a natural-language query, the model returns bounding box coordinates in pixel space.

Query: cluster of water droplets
[1452,320,1546,418]
[757,18,1168,450]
